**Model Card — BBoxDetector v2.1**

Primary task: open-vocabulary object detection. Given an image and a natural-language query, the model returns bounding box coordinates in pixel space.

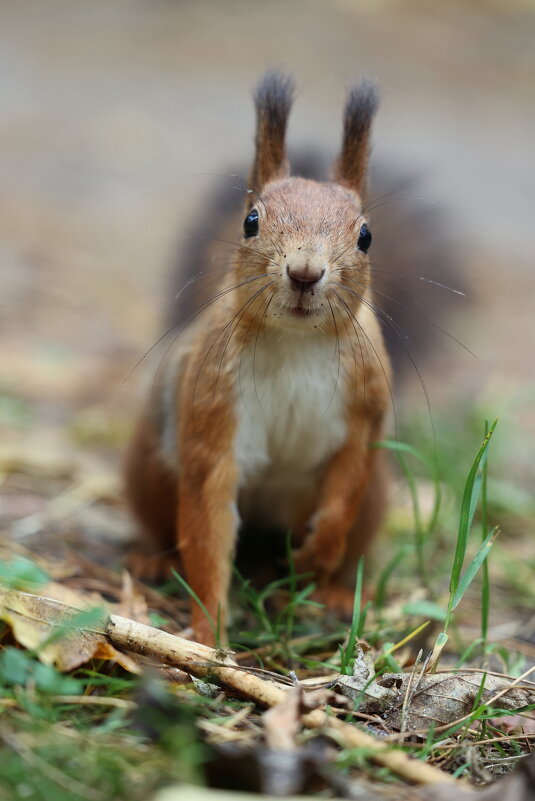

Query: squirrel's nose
[287,263,325,290]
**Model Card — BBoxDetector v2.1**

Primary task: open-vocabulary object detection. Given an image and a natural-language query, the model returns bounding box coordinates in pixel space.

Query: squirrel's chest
[234,334,348,488]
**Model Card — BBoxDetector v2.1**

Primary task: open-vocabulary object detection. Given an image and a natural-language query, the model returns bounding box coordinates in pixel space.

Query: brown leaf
[336,650,397,707]
[117,570,150,624]
[375,672,535,731]
[0,586,140,673]
[263,685,302,751]
[301,687,350,710]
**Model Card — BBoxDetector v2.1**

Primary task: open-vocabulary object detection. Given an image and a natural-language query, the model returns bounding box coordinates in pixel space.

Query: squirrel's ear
[249,70,294,196]
[332,79,379,196]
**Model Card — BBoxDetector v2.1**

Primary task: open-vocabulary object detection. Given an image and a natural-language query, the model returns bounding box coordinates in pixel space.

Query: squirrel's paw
[292,535,344,581]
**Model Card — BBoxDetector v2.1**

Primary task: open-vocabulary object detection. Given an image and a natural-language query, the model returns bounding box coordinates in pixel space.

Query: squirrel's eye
[357,223,372,253]
[244,208,259,238]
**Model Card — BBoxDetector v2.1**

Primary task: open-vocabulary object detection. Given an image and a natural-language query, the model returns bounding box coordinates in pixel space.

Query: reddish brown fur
[123,414,179,579]
[124,72,391,644]
[249,71,294,195]
[332,79,378,196]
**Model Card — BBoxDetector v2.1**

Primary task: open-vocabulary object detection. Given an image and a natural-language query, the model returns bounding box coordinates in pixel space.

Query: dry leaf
[0,587,140,673]
[335,662,535,732]
[335,646,397,708]
[300,687,350,710]
[375,672,535,731]
[117,570,150,624]
[263,685,302,751]
[39,580,109,610]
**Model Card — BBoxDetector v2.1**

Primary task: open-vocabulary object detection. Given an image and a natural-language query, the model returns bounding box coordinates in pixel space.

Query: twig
[433,667,535,688]
[106,614,458,786]
[47,695,136,709]
[426,731,535,755]
[400,649,424,733]
[0,695,135,710]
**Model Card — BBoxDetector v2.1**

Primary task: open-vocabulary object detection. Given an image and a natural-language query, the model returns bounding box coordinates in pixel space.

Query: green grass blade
[450,527,499,611]
[374,438,441,535]
[455,638,484,668]
[357,601,371,639]
[397,452,423,536]
[171,568,216,641]
[471,672,488,712]
[373,439,432,462]
[449,419,497,598]
[340,556,364,675]
[402,600,446,622]
[481,420,490,645]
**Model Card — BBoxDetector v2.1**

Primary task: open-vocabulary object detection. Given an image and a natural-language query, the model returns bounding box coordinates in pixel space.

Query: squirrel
[124,71,392,645]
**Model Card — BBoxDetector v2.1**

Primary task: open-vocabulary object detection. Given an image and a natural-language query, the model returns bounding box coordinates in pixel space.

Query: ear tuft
[249,70,295,193]
[333,78,379,195]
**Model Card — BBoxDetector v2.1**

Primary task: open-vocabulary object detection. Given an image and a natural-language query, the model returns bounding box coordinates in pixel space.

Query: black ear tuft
[343,79,379,149]
[333,78,379,196]
[254,70,294,132]
[249,70,295,194]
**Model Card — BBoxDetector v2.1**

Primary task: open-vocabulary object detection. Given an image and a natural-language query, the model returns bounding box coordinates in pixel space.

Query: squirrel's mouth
[289,304,313,318]
[282,297,324,321]
[288,301,323,319]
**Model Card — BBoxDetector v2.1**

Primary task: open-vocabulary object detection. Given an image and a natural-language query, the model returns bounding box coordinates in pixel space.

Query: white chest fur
[235,331,348,493]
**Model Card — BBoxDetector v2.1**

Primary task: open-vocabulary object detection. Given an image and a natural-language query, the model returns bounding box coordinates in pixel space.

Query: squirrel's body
[125,76,391,644]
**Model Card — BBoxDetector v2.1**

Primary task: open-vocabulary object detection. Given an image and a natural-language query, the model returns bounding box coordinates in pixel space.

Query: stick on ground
[106,614,458,787]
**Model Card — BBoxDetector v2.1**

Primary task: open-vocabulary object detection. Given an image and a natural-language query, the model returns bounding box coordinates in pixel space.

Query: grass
[1,408,534,798]
[339,556,368,675]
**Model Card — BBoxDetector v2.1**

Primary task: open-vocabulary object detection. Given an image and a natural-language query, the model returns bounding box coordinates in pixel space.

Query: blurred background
[1,0,534,567]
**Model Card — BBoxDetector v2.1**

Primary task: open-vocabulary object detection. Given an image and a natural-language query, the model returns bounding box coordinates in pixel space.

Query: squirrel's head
[237,71,378,333]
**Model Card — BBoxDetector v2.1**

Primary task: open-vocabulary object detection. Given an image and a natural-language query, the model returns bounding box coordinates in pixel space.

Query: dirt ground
[1,0,534,555]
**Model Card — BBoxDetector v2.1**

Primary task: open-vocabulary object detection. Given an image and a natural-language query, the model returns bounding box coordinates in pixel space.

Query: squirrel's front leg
[177,381,239,646]
[293,418,380,584]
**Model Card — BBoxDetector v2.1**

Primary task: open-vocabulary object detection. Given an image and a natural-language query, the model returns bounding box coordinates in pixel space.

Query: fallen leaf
[335,645,397,708]
[0,587,140,673]
[300,687,350,710]
[335,660,535,733]
[117,570,150,624]
[263,685,301,751]
[374,672,535,731]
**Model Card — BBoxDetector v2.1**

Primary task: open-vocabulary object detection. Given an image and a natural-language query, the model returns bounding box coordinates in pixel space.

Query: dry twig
[106,614,458,787]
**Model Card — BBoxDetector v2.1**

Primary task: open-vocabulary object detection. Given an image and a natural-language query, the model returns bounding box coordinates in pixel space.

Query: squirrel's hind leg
[123,415,180,581]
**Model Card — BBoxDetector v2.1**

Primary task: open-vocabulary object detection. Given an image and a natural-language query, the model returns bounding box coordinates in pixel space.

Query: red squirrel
[124,71,391,645]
